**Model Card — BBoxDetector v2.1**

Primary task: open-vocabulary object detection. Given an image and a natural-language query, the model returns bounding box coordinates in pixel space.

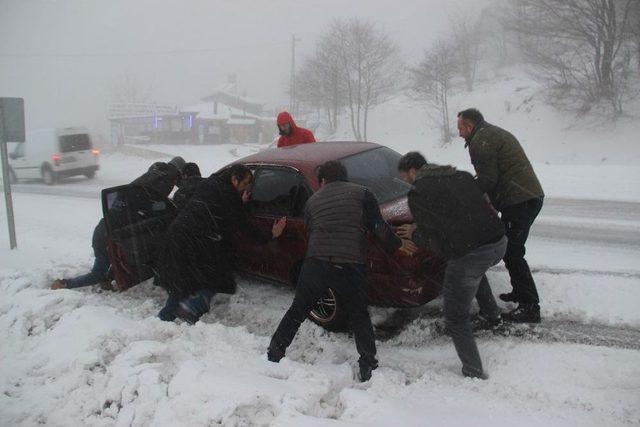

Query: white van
[8,127,100,185]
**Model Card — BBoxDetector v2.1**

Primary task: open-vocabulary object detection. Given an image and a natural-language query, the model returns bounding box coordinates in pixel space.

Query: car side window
[249,168,311,217]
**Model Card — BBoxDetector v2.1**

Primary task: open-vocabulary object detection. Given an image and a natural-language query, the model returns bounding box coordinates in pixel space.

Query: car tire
[289,263,348,332]
[85,170,96,179]
[308,287,348,332]
[8,167,17,184]
[41,165,56,185]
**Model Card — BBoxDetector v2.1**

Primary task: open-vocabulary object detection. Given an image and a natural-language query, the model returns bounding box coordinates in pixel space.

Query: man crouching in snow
[50,156,187,291]
[155,164,286,324]
[267,160,417,382]
[396,152,506,379]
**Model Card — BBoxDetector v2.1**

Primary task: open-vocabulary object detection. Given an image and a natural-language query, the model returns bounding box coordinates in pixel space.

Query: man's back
[305,180,400,264]
[409,164,504,259]
[305,181,369,264]
[467,123,544,209]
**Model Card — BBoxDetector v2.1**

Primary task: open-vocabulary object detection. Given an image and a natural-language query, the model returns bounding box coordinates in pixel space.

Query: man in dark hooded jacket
[156,164,286,324]
[172,162,203,210]
[276,111,316,148]
[50,156,186,290]
[397,152,507,380]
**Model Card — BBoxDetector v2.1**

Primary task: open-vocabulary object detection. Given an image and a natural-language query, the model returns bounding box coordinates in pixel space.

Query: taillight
[52,154,61,166]
[92,149,100,155]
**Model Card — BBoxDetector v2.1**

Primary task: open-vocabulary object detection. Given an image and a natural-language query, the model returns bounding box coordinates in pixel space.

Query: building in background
[108,90,277,146]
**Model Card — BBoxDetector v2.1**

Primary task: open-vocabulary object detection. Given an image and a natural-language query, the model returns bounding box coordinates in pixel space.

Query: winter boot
[499,292,518,303]
[50,279,68,290]
[472,312,503,332]
[358,362,378,382]
[175,291,212,324]
[502,303,541,323]
[462,367,488,380]
[267,346,285,363]
[158,294,180,322]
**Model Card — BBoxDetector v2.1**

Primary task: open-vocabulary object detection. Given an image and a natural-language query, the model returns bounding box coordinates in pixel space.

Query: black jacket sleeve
[407,189,443,253]
[363,190,402,253]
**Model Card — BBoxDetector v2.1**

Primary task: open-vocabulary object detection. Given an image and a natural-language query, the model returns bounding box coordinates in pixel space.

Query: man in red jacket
[276,111,316,148]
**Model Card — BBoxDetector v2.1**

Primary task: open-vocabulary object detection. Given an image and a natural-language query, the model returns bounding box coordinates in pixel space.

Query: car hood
[380,196,413,224]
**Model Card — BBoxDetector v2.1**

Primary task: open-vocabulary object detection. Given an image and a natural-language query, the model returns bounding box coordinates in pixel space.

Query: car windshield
[340,147,411,204]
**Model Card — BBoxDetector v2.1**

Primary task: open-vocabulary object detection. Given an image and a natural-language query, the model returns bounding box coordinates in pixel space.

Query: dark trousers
[501,197,543,304]
[269,258,377,368]
[444,237,507,377]
[66,219,110,289]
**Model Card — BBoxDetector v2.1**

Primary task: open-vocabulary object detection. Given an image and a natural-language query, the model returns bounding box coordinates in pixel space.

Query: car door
[101,184,177,291]
[9,143,32,180]
[237,166,311,283]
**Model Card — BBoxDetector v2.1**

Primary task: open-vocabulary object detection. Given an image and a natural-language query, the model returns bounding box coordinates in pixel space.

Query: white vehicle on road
[8,127,100,185]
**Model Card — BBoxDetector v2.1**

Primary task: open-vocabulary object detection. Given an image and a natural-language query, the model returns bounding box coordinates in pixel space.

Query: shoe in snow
[472,313,503,332]
[462,368,488,380]
[267,347,285,363]
[502,303,541,323]
[359,362,378,382]
[50,279,68,290]
[175,293,211,324]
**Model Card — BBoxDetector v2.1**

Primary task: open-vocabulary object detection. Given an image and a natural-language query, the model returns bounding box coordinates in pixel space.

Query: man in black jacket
[156,164,286,324]
[50,156,187,291]
[173,162,203,210]
[267,161,416,382]
[397,152,506,379]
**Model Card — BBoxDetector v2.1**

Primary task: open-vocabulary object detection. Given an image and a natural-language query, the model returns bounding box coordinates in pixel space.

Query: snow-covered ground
[2,70,640,425]
[1,189,640,426]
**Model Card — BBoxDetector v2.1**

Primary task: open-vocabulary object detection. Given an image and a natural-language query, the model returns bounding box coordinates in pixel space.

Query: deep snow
[1,188,639,426]
[2,70,640,426]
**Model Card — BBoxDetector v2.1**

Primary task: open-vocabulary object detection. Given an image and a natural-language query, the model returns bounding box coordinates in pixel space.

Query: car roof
[235,141,381,167]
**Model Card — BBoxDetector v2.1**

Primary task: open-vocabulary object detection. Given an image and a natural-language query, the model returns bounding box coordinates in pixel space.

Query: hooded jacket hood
[277,111,298,129]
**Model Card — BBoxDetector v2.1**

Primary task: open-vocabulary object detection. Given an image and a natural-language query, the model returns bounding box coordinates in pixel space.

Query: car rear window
[340,147,412,204]
[59,133,91,152]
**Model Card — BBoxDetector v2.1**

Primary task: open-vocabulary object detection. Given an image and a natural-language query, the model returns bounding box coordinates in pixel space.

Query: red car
[102,142,445,330]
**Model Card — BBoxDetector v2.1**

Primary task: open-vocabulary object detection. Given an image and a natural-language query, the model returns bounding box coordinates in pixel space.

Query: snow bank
[1,272,639,426]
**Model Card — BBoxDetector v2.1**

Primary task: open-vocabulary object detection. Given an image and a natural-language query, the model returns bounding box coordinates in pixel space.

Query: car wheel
[85,170,96,179]
[8,168,17,184]
[308,288,348,332]
[41,165,56,185]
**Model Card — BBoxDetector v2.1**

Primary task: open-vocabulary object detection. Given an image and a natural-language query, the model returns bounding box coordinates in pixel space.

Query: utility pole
[0,98,24,249]
[289,34,300,115]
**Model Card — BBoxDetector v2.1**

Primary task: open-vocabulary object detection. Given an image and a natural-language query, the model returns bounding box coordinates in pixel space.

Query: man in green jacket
[457,108,544,323]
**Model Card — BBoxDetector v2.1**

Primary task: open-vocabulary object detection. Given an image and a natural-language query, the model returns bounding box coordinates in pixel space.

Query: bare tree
[410,40,457,144]
[329,19,400,141]
[629,0,640,71]
[451,13,483,91]
[507,0,636,114]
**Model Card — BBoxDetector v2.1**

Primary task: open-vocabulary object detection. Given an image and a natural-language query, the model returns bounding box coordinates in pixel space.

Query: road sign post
[0,97,25,249]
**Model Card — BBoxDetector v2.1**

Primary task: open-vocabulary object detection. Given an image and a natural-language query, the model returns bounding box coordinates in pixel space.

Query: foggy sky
[0,0,489,137]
